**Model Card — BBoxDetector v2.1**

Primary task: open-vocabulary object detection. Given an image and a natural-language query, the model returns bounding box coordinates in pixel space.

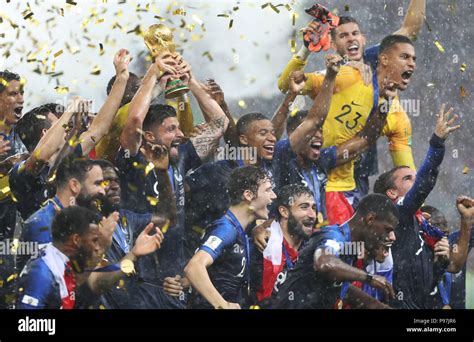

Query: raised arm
[394,0,426,40]
[288,54,340,155]
[203,79,239,147]
[87,222,164,295]
[80,49,131,155]
[20,99,81,175]
[448,197,474,273]
[401,104,460,215]
[334,80,398,166]
[119,53,177,156]
[277,22,319,94]
[271,92,297,141]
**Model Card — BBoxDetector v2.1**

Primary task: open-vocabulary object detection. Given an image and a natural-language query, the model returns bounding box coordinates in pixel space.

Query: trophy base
[165,79,189,99]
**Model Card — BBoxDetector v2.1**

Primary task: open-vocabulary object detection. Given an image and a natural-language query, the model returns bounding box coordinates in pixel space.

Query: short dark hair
[52,206,100,243]
[106,72,140,107]
[236,112,269,136]
[41,103,65,118]
[0,70,20,93]
[55,158,100,188]
[330,16,361,40]
[420,205,441,216]
[354,193,399,222]
[228,166,270,206]
[274,184,313,219]
[373,166,410,195]
[93,159,116,172]
[379,34,414,55]
[286,110,308,135]
[15,106,56,151]
[143,104,177,131]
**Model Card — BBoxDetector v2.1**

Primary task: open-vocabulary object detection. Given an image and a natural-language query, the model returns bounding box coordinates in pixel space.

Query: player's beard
[287,212,311,241]
[71,245,95,274]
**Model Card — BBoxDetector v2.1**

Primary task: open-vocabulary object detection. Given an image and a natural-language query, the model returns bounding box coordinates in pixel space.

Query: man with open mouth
[374,103,462,309]
[278,0,425,202]
[117,52,229,309]
[0,70,29,309]
[249,184,316,303]
[269,193,398,309]
[273,53,395,228]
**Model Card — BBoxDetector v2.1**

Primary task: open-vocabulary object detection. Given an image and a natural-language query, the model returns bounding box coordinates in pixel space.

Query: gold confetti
[290,107,299,117]
[47,172,56,183]
[269,3,280,13]
[145,162,154,176]
[173,8,186,16]
[0,78,8,87]
[6,274,17,282]
[117,279,125,289]
[229,19,234,29]
[23,12,34,20]
[161,220,170,234]
[54,86,69,94]
[66,0,77,5]
[53,50,63,58]
[99,305,106,309]
[261,3,270,9]
[462,167,469,174]
[0,186,11,195]
[91,65,101,75]
[202,51,213,62]
[147,196,159,206]
[344,4,350,11]
[292,13,296,26]
[249,305,260,309]
[217,14,229,18]
[95,18,104,24]
[290,39,296,53]
[460,63,467,72]
[460,86,466,98]
[238,100,247,109]
[99,43,104,55]
[434,41,445,53]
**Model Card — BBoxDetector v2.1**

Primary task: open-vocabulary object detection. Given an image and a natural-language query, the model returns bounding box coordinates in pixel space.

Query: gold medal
[442,304,452,309]
[120,259,135,275]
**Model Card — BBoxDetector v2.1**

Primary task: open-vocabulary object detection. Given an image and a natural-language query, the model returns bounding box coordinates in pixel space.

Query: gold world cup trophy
[144,23,189,99]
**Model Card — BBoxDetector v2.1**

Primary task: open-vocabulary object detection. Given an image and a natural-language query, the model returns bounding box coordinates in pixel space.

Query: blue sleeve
[398,134,445,217]
[23,213,53,245]
[272,139,295,189]
[16,262,53,309]
[363,44,380,71]
[198,222,237,261]
[121,210,153,235]
[318,146,337,172]
[314,228,346,258]
[180,141,202,174]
